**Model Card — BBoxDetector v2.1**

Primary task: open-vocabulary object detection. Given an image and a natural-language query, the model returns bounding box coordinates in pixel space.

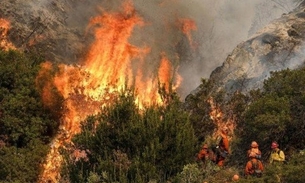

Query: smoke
[175,0,300,98]
[14,0,302,99]
[113,0,300,99]
[27,0,51,8]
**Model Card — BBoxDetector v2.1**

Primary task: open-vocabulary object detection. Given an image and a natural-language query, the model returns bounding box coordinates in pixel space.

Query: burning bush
[64,89,197,183]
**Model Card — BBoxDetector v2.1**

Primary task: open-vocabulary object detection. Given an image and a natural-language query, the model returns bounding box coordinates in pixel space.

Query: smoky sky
[23,0,302,99]
[175,0,300,98]
[133,0,299,98]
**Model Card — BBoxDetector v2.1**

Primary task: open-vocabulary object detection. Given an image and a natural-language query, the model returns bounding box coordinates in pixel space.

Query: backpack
[251,160,262,177]
[213,145,229,158]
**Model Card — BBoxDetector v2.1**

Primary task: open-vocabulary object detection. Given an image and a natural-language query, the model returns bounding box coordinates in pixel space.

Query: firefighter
[245,151,264,178]
[269,141,285,182]
[247,141,262,160]
[214,127,229,167]
[197,144,210,162]
[269,141,285,164]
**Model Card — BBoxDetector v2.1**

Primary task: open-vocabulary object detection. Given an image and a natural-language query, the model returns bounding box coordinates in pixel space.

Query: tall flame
[178,18,197,49]
[208,97,235,139]
[37,1,182,182]
[0,18,15,50]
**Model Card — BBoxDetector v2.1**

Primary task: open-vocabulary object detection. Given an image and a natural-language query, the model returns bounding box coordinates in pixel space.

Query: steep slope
[206,1,305,95]
[0,1,150,64]
[183,1,305,154]
[0,0,92,63]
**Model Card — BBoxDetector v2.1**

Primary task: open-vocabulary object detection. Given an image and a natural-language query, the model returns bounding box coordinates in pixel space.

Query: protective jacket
[197,148,209,160]
[245,158,264,176]
[216,134,229,166]
[269,148,285,164]
[247,148,262,159]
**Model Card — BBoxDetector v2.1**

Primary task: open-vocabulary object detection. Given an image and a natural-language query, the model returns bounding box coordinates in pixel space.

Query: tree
[0,50,59,182]
[65,89,197,183]
[233,68,305,164]
[184,78,216,145]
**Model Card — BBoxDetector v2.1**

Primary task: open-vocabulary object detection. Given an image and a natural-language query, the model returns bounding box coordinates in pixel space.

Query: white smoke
[174,0,301,99]
[60,0,303,99]
[91,0,301,98]
[13,0,303,99]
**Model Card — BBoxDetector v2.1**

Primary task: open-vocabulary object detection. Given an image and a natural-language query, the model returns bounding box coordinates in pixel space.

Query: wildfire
[158,52,182,92]
[208,97,235,139]
[37,1,184,182]
[178,18,197,49]
[0,18,15,50]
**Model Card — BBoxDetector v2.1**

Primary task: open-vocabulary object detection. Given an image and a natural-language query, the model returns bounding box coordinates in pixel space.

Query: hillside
[1,0,305,183]
[206,1,305,95]
[0,0,89,63]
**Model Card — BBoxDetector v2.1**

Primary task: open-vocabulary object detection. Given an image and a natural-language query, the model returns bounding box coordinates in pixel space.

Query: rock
[190,1,305,98]
[217,2,305,94]
[0,0,88,63]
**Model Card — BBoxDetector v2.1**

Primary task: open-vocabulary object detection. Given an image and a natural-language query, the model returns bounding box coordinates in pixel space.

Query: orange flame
[0,18,15,50]
[208,97,235,139]
[38,1,182,182]
[158,53,172,92]
[158,52,182,92]
[178,18,197,49]
[81,0,146,101]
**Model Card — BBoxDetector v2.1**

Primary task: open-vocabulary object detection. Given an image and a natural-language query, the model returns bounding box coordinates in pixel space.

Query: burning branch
[0,18,15,50]
[208,97,235,140]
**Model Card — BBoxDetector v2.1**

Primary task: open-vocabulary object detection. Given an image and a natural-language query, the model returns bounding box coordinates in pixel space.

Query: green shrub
[0,50,58,182]
[65,89,197,183]
[175,163,203,183]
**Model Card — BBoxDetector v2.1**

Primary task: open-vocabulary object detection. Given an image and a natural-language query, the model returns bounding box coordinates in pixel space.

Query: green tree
[184,78,216,145]
[190,67,305,182]
[233,68,305,165]
[65,89,197,183]
[0,50,59,182]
